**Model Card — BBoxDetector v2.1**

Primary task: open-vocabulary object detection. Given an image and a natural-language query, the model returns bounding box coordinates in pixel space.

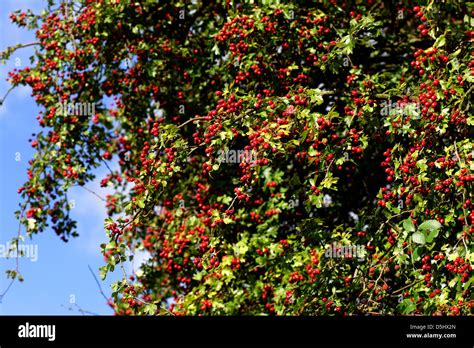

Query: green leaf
[434,34,446,48]
[223,217,234,224]
[234,240,249,256]
[403,219,415,232]
[300,129,309,143]
[144,304,157,315]
[412,232,426,245]
[425,228,440,243]
[136,198,145,209]
[412,246,422,261]
[398,299,416,314]
[418,220,442,232]
[320,173,339,189]
[99,266,107,280]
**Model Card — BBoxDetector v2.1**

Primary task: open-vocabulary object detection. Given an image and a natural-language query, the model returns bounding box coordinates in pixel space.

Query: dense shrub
[3,0,473,315]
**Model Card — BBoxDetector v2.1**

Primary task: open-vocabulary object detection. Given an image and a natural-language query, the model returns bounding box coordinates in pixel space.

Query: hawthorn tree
[2,0,473,315]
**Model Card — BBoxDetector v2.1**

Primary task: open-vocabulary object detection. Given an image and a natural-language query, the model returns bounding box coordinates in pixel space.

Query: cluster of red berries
[413,6,429,37]
[445,257,472,283]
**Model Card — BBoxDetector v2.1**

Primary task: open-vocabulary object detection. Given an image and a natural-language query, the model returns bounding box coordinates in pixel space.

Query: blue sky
[0,0,133,315]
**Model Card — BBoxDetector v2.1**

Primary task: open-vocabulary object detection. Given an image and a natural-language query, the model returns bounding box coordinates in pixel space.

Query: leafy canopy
[2,0,473,315]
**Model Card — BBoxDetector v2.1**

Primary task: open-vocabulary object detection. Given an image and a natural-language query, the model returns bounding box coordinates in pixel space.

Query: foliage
[2,0,473,315]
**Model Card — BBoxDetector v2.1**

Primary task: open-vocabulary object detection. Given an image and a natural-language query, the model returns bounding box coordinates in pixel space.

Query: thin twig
[88,264,110,303]
[0,42,40,60]
[178,116,208,129]
[0,86,16,106]
[0,203,27,302]
[74,184,107,201]
[391,279,424,295]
